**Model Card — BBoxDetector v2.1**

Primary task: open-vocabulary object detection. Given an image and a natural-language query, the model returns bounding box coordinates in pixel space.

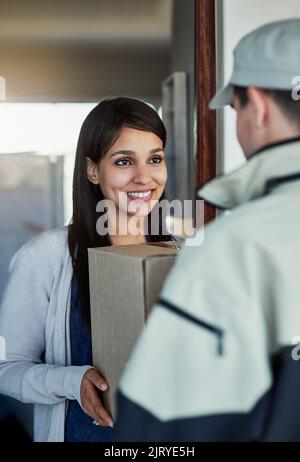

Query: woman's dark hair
[68,97,172,322]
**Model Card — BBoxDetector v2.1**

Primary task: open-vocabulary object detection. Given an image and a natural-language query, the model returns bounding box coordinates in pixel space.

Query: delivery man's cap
[209,18,300,109]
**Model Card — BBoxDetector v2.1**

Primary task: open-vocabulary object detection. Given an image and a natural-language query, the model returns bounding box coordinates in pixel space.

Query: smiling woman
[86,127,167,224]
[70,98,172,323]
[0,96,174,442]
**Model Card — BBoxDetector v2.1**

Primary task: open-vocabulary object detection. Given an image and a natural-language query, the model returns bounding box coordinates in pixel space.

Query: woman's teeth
[127,190,152,199]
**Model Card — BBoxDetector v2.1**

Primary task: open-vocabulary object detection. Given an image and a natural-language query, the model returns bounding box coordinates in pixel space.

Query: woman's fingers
[86,383,113,427]
[80,368,113,427]
[84,398,113,427]
[86,368,109,391]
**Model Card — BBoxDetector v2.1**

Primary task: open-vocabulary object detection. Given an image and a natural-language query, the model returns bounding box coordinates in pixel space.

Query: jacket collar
[198,137,300,210]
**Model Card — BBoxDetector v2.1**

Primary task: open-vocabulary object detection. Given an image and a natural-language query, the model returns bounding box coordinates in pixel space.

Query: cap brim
[209,83,234,109]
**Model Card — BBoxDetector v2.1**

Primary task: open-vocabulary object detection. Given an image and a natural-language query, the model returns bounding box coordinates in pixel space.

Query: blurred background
[2,0,299,442]
[0,0,195,440]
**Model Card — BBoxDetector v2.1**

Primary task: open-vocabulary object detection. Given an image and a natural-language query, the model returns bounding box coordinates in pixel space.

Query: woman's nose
[132,164,151,185]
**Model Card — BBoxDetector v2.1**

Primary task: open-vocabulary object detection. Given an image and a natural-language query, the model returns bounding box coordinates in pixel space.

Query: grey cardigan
[0,226,91,442]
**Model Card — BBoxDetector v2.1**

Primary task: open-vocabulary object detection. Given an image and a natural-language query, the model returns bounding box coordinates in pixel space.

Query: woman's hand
[80,368,114,427]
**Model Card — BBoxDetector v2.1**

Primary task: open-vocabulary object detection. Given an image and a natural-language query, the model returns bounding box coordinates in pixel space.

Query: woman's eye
[149,156,163,164]
[115,158,131,166]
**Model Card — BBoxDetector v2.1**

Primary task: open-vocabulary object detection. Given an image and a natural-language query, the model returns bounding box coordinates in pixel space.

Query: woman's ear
[86,157,99,185]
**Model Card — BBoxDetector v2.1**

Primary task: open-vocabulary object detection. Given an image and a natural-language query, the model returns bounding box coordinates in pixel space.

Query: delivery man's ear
[247,87,270,129]
[86,157,100,185]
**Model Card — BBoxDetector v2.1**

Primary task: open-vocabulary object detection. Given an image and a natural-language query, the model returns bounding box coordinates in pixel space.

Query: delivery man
[114,18,300,441]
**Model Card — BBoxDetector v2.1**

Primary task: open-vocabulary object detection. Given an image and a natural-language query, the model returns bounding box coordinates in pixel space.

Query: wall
[216,0,300,174]
[0,0,172,105]
[168,0,195,201]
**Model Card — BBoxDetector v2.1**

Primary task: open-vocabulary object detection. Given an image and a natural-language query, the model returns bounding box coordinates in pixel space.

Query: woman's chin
[127,207,151,218]
[117,198,159,218]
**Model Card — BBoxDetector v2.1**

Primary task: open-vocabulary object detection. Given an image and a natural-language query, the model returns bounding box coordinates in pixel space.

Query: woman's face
[86,126,167,217]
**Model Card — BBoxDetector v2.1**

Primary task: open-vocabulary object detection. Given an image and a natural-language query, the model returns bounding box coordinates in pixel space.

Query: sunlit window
[0,102,97,222]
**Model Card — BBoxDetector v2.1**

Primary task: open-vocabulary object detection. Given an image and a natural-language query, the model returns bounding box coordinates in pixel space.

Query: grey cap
[209,18,300,109]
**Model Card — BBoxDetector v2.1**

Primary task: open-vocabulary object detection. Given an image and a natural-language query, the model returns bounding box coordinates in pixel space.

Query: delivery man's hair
[68,97,172,323]
[234,85,300,129]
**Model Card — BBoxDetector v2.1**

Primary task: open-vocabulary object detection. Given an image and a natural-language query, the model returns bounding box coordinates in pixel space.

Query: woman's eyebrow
[109,150,135,158]
[109,148,163,158]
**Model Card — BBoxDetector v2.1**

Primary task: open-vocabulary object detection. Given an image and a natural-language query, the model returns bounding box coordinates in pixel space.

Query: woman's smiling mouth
[126,189,154,202]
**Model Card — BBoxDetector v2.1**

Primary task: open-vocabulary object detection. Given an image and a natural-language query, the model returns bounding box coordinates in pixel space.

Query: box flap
[89,242,181,259]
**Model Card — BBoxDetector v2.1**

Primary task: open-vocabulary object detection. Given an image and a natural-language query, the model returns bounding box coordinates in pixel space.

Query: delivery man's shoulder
[203,193,286,252]
[172,194,285,283]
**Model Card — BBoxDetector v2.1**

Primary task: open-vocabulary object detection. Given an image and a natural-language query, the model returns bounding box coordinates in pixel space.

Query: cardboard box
[88,241,181,418]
